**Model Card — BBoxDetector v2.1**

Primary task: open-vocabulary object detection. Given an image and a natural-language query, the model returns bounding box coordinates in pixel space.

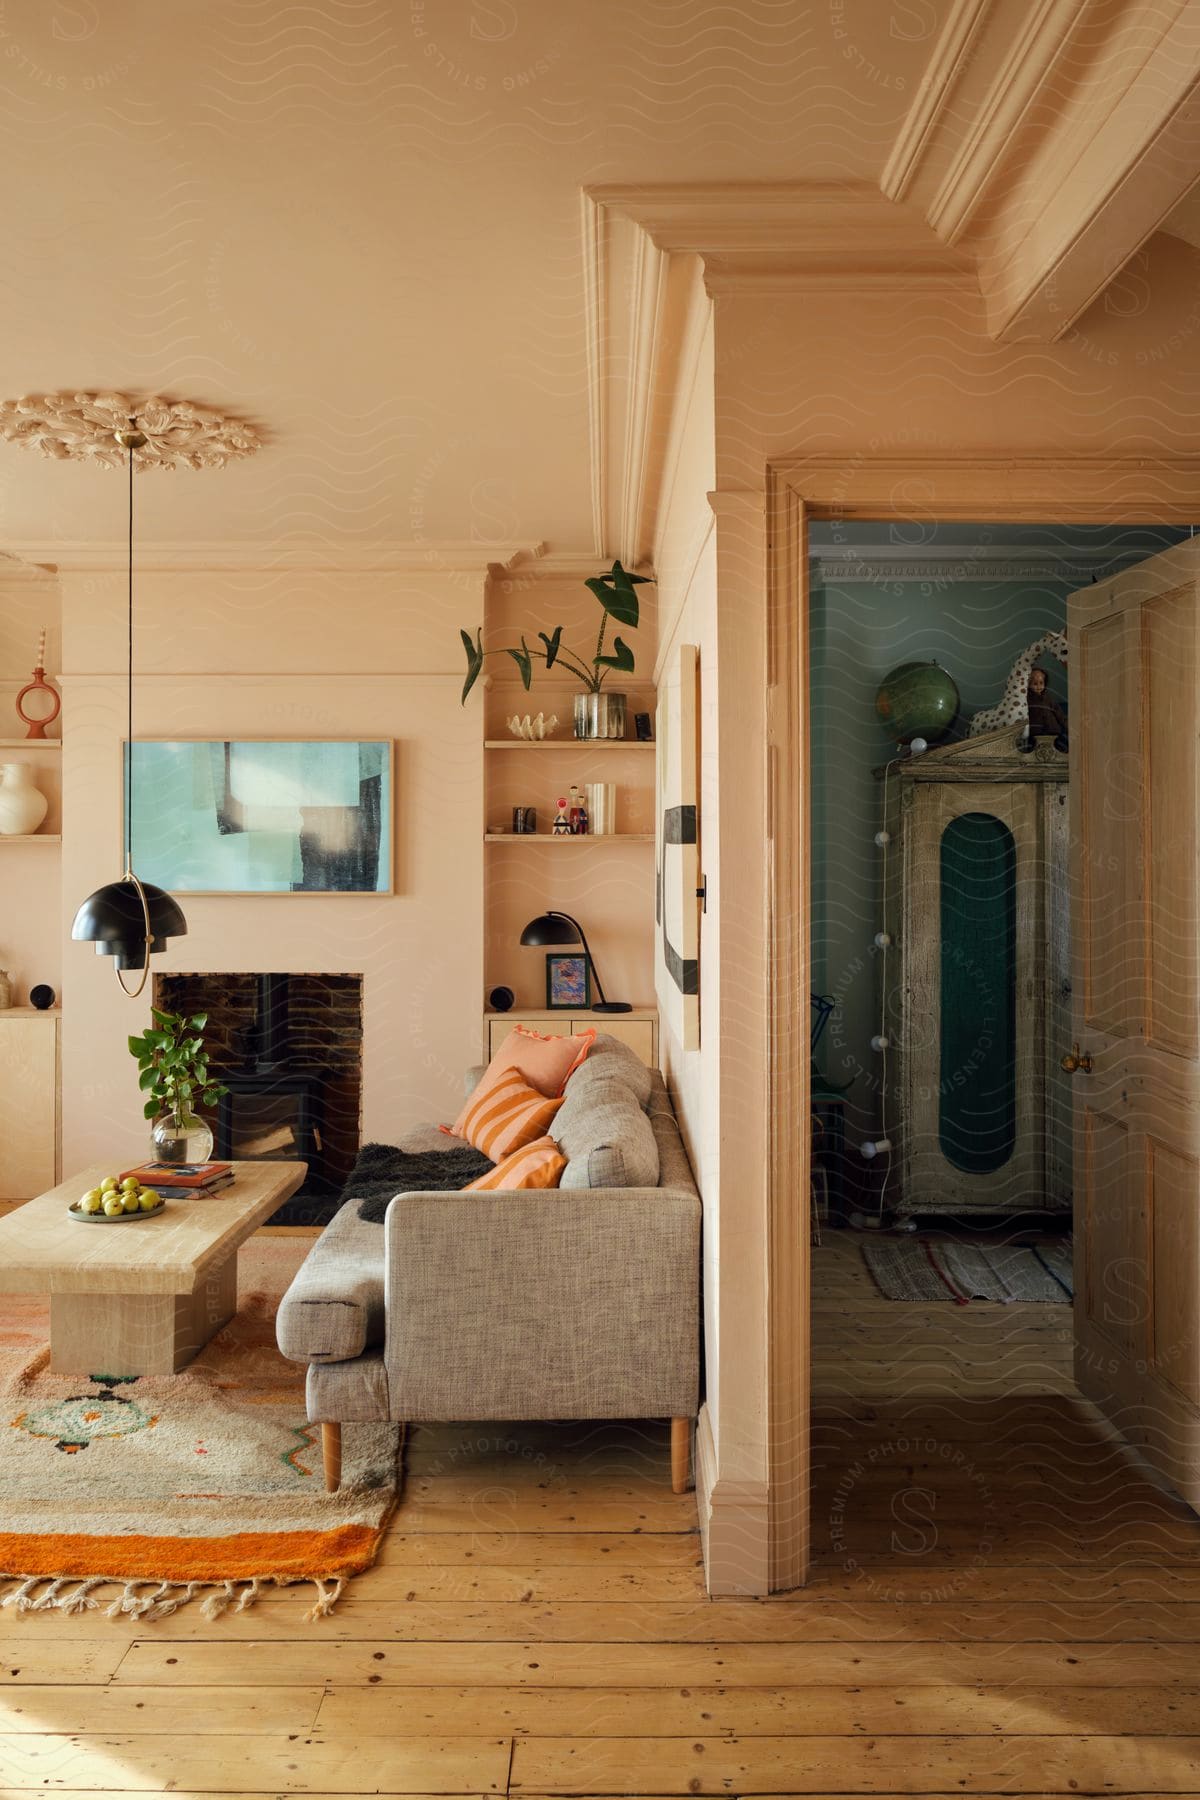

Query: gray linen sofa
[276,1034,702,1493]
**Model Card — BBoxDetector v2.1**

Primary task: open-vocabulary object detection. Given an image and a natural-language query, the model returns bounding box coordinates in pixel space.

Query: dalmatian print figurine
[968,630,1067,736]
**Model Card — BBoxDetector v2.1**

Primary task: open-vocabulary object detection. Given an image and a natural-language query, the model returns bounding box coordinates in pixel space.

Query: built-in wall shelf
[484,832,654,844]
[0,739,61,750]
[484,739,654,751]
[0,834,61,844]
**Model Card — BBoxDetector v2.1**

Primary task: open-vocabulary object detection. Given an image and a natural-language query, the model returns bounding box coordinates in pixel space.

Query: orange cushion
[454,1067,565,1161]
[448,1026,594,1142]
[485,1025,596,1100]
[465,1134,567,1192]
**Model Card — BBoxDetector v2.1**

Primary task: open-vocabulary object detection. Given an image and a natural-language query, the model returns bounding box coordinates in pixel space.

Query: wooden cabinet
[0,1009,60,1201]
[486,1009,659,1068]
[881,729,1070,1216]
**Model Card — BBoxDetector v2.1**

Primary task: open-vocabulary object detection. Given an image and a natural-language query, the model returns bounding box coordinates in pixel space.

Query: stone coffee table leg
[49,1252,239,1376]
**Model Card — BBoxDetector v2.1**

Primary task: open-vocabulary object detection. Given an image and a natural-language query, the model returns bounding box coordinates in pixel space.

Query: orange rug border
[0,1520,382,1583]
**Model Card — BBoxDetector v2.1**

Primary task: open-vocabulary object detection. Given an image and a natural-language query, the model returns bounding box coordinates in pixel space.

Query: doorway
[764,458,1200,1592]
[806,519,1185,1598]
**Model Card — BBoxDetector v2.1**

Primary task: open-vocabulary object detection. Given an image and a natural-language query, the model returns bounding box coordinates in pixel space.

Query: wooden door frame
[765,454,1200,1593]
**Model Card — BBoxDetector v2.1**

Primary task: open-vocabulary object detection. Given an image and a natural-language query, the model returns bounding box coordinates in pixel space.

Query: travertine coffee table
[0,1160,306,1375]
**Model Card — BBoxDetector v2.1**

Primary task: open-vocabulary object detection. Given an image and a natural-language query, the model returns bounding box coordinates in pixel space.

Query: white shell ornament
[507,712,558,741]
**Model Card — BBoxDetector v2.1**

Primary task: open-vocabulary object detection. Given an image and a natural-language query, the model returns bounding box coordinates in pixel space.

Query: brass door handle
[1061,1042,1094,1074]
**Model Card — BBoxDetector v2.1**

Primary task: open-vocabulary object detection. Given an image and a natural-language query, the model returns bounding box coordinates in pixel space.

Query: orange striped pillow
[455,1067,565,1161]
[465,1134,566,1192]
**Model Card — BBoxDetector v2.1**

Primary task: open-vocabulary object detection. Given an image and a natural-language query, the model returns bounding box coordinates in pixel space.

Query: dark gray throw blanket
[349,1140,494,1223]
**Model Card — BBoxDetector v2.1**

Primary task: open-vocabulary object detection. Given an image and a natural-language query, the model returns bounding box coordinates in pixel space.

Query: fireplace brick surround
[155,972,362,1225]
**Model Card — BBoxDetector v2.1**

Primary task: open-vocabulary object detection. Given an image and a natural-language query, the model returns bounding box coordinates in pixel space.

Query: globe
[874,661,959,744]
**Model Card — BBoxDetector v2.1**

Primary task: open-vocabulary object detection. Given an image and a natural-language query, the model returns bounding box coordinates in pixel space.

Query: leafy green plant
[460,560,653,703]
[128,1008,229,1126]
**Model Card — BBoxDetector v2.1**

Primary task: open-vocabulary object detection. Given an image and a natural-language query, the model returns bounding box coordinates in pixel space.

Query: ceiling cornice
[581,183,975,570]
[811,546,1165,583]
[587,182,975,286]
[0,540,552,575]
[884,0,1200,341]
[880,0,991,205]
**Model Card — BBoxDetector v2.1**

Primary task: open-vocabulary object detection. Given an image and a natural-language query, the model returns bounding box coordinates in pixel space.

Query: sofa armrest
[276,1200,386,1365]
[383,1188,700,1420]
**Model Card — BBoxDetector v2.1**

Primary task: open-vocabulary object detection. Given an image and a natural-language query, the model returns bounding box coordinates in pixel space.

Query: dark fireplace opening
[154,971,362,1226]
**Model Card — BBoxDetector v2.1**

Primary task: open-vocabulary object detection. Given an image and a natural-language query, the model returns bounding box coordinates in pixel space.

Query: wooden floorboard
[4,1226,1200,1795]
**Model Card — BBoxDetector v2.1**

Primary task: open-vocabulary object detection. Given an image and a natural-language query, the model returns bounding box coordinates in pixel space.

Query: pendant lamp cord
[115,426,152,1000]
[125,435,134,875]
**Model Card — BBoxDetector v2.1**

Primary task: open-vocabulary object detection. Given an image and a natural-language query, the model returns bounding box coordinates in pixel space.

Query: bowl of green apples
[69,1174,165,1223]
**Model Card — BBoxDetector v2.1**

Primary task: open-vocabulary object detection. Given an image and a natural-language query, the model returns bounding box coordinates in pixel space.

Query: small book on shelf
[119,1160,234,1191]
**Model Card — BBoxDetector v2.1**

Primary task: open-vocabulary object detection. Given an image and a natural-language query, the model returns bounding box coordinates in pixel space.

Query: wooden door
[1070,537,1200,1507]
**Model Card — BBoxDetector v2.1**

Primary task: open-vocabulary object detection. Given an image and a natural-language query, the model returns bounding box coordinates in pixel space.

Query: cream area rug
[0,1238,401,1621]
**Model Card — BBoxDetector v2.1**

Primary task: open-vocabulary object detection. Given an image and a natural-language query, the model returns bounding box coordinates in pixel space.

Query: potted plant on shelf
[129,1008,229,1165]
[459,560,653,739]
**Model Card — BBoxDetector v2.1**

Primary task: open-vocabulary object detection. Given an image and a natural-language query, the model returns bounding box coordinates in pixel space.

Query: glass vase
[151,1111,215,1166]
[573,691,628,739]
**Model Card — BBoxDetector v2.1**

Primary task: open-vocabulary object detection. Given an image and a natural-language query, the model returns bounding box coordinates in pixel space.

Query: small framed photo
[546,953,591,1010]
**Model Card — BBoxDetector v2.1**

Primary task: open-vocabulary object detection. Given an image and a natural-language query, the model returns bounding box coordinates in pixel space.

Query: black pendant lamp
[71,421,187,996]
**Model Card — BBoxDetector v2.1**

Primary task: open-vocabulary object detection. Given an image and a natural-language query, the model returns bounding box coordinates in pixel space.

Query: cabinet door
[0,1018,58,1200]
[489,1016,573,1056]
[578,1018,656,1066]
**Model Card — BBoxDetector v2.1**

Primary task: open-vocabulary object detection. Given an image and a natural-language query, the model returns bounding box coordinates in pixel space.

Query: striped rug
[0,1239,401,1621]
[862,1236,1074,1304]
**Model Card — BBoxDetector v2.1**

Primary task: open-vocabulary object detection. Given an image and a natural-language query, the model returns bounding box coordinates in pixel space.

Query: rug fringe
[304,1576,345,1620]
[0,1569,347,1621]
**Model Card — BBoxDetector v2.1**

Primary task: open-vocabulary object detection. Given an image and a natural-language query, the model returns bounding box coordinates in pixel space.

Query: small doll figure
[1026,665,1068,750]
[552,796,572,836]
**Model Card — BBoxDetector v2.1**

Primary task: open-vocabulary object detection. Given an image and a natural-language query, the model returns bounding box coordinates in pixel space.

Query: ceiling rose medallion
[0,391,259,470]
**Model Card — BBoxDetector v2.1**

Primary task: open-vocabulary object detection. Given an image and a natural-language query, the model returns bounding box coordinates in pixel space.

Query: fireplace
[154,972,362,1225]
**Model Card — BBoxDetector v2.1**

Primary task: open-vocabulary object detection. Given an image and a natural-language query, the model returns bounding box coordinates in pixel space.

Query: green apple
[103,1195,123,1217]
[121,1190,140,1213]
[81,1186,102,1205]
[79,1192,102,1214]
[100,1176,119,1193]
[138,1190,160,1211]
[120,1176,141,1192]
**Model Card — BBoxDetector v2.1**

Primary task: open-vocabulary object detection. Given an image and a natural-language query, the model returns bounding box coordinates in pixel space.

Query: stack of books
[119,1160,235,1196]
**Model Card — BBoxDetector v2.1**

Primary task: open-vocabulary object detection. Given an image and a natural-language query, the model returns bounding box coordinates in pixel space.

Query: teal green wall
[809,574,1069,1148]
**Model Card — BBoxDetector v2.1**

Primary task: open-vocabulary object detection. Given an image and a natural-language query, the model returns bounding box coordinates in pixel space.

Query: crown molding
[0,539,548,575]
[811,546,1160,583]
[924,0,1082,245]
[588,182,975,287]
[880,0,991,204]
[581,183,974,576]
[885,0,1200,340]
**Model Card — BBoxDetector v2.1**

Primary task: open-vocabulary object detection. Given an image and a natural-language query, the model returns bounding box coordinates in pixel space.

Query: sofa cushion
[465,1134,567,1191]
[455,1066,566,1161]
[555,1074,660,1190]
[563,1032,653,1108]
[276,1199,385,1365]
[450,1028,594,1135]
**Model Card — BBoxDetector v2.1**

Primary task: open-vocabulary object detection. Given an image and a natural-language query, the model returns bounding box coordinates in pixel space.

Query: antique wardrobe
[877,728,1071,1217]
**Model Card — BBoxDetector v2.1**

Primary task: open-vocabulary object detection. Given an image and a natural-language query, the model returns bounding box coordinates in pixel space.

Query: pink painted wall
[0,566,63,1006]
[57,564,484,1171]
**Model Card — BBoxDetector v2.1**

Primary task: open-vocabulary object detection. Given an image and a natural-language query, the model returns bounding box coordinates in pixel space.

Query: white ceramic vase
[0,763,48,836]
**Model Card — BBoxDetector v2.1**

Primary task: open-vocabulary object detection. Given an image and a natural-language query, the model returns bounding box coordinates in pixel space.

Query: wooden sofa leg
[671,1417,690,1493]
[322,1422,342,1493]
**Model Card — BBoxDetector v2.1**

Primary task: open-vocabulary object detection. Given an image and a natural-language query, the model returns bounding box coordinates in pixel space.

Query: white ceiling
[0,0,950,550]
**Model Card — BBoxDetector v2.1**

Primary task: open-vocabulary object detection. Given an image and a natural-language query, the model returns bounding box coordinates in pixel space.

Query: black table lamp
[519,910,633,1013]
